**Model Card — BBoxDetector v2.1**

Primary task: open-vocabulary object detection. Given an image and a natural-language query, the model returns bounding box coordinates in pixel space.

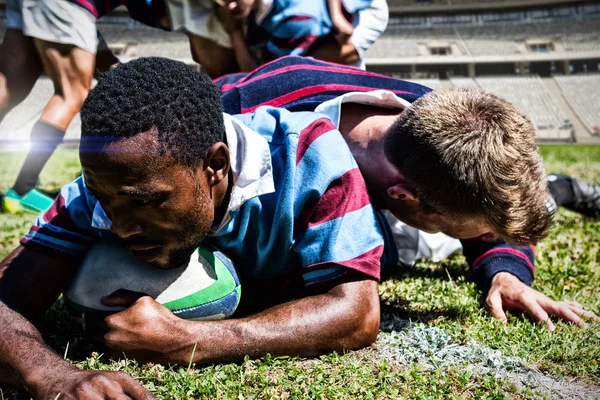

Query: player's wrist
[25,362,81,396]
[492,271,519,285]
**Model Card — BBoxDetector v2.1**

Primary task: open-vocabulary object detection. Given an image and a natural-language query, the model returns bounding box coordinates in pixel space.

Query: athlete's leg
[9,40,95,208]
[0,31,43,121]
[548,174,600,218]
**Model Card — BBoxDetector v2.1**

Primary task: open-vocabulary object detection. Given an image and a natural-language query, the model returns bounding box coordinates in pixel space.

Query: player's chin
[152,247,197,270]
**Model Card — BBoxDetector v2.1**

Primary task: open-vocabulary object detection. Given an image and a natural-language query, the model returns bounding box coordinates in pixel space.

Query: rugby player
[0,57,383,399]
[216,55,600,329]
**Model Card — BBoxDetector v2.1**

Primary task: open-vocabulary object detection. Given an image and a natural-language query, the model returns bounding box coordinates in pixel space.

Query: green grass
[0,145,599,399]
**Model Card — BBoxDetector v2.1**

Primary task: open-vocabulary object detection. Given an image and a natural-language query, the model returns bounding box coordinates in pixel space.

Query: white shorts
[349,0,389,69]
[17,0,98,54]
[165,0,232,48]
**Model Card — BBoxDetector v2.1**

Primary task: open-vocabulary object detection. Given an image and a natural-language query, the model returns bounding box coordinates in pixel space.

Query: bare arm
[326,0,354,44]
[229,29,261,72]
[99,272,381,364]
[0,246,153,398]
[216,5,261,72]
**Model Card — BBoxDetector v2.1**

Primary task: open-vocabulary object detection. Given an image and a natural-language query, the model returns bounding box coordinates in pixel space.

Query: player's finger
[569,305,600,322]
[114,372,156,400]
[543,300,592,328]
[485,290,507,323]
[568,300,584,309]
[571,307,600,322]
[520,295,554,331]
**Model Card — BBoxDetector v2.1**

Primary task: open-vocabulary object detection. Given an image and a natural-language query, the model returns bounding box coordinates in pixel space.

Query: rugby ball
[63,239,240,321]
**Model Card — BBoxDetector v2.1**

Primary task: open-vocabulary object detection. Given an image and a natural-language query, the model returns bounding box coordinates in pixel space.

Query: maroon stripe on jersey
[284,15,313,22]
[306,168,372,228]
[472,248,535,272]
[303,245,384,280]
[270,34,318,50]
[241,84,414,114]
[74,0,99,17]
[296,117,336,165]
[219,63,399,92]
[43,194,91,237]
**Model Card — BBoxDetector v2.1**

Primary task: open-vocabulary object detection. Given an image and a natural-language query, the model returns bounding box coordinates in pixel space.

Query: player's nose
[110,214,143,239]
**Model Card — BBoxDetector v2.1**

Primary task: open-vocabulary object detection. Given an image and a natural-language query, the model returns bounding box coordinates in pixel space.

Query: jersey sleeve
[20,176,102,260]
[291,117,384,286]
[264,15,322,60]
[461,239,536,293]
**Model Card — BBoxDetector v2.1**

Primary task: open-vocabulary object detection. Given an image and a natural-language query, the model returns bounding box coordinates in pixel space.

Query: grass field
[0,145,599,399]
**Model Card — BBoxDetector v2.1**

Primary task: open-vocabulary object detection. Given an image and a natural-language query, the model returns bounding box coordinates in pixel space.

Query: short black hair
[80,57,224,167]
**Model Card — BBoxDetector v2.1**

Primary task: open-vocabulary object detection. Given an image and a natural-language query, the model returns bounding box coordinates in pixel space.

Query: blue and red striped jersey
[248,0,374,61]
[215,55,538,291]
[21,108,383,291]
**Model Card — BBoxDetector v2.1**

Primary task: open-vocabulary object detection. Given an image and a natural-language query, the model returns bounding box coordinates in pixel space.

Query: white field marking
[373,313,600,399]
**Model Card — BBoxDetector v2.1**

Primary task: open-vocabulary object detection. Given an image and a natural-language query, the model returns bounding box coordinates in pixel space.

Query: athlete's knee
[62,85,90,115]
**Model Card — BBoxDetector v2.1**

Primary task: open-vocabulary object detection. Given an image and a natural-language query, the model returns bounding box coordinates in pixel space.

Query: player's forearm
[0,301,77,390]
[326,0,345,20]
[230,30,260,72]
[0,247,81,390]
[171,279,380,364]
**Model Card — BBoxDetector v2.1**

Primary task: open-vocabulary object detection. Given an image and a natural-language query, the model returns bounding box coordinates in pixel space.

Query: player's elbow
[342,289,380,349]
[349,306,380,349]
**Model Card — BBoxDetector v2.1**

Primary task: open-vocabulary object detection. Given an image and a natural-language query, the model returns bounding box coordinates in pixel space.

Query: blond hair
[384,88,550,245]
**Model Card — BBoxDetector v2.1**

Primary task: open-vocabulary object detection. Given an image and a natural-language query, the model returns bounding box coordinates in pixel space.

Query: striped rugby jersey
[21,111,383,292]
[248,0,374,62]
[215,55,537,292]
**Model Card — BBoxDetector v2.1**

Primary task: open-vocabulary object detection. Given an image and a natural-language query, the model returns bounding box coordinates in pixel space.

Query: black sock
[12,120,66,196]
[548,175,576,207]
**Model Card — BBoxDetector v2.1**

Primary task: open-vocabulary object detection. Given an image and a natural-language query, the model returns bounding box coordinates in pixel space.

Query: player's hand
[486,272,599,331]
[31,368,155,400]
[216,5,243,34]
[331,17,354,45]
[100,290,189,356]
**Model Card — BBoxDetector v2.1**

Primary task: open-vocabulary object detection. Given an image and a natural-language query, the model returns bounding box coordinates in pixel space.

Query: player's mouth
[131,247,162,263]
[123,243,163,263]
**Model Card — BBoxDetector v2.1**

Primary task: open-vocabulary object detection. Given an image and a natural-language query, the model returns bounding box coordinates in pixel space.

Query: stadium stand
[406,78,443,89]
[475,75,572,140]
[1,0,598,143]
[555,74,600,135]
[449,76,480,88]
[367,27,425,58]
[369,17,600,58]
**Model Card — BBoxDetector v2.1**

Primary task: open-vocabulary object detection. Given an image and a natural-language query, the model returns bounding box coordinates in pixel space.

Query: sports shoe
[2,188,54,214]
[548,174,600,218]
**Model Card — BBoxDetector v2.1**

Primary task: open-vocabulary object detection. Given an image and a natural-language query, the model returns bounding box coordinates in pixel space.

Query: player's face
[80,133,215,270]
[225,0,254,18]
[383,195,494,240]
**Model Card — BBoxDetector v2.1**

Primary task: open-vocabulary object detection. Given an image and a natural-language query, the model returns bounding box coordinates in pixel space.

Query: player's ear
[386,183,418,202]
[204,142,230,188]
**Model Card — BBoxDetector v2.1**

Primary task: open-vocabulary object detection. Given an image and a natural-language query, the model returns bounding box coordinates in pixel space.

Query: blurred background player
[165,0,388,77]
[0,0,166,214]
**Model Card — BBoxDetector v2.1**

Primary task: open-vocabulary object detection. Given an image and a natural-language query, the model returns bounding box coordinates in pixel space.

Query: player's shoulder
[232,107,337,143]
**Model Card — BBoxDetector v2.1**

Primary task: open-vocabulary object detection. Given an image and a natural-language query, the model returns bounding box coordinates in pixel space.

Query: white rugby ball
[63,239,240,321]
